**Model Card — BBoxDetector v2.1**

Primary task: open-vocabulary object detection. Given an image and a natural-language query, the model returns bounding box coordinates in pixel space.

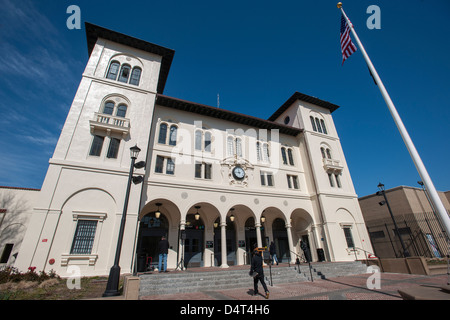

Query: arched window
[320,147,326,159]
[169,125,177,146]
[227,136,234,157]
[103,101,115,115]
[256,142,262,161]
[263,143,270,162]
[236,137,242,157]
[106,61,120,80]
[287,148,294,165]
[129,67,142,86]
[195,130,202,151]
[116,104,127,118]
[320,119,328,135]
[118,64,131,83]
[315,118,323,133]
[310,115,328,135]
[158,123,167,144]
[326,148,332,159]
[310,116,317,132]
[281,147,288,165]
[204,131,212,152]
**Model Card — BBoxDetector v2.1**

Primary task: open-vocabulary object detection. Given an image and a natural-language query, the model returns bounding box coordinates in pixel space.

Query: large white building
[5,23,373,277]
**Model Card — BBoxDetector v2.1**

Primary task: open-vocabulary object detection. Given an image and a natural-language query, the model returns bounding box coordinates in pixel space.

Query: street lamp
[376,183,410,257]
[103,145,146,297]
[155,203,162,219]
[229,208,235,222]
[195,206,201,221]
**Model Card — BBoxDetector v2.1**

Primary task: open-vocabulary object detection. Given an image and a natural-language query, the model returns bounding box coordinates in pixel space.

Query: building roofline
[358,185,448,200]
[156,95,303,136]
[268,92,341,122]
[0,186,41,192]
[85,22,175,94]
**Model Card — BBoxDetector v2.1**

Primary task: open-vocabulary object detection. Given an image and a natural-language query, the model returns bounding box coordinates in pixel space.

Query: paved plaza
[140,272,449,300]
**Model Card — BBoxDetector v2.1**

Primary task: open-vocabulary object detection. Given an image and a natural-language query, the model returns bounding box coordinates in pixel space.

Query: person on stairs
[269,241,279,265]
[249,248,269,299]
[158,236,169,272]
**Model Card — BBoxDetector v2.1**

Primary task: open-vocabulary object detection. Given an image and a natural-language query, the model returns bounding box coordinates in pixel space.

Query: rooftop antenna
[217,93,220,108]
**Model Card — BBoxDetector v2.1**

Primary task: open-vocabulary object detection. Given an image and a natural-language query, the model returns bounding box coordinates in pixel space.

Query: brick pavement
[140,273,449,300]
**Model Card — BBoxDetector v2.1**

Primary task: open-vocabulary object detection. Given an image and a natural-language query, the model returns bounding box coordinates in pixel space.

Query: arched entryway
[135,200,181,272]
[136,211,169,272]
[290,209,320,262]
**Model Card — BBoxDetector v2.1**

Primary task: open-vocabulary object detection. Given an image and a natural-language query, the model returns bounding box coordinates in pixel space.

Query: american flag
[340,14,357,65]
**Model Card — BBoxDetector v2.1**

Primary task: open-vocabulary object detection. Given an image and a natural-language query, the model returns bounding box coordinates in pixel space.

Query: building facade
[359,185,450,259]
[11,23,373,277]
[0,187,40,266]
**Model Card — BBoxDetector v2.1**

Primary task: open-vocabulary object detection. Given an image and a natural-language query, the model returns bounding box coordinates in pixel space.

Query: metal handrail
[290,250,313,282]
[353,247,377,260]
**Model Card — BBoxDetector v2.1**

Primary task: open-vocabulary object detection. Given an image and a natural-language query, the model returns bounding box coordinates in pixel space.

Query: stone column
[220,221,229,268]
[255,222,262,248]
[285,223,295,264]
[178,221,185,268]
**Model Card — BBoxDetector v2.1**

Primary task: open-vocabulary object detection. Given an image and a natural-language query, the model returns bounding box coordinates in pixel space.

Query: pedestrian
[300,240,311,263]
[158,236,169,272]
[249,248,269,299]
[269,241,278,265]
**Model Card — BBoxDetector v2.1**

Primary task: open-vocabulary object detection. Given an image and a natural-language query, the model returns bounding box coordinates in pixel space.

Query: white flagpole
[337,2,450,238]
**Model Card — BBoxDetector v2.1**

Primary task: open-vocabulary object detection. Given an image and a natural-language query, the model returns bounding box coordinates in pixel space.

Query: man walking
[249,248,269,299]
[158,236,169,272]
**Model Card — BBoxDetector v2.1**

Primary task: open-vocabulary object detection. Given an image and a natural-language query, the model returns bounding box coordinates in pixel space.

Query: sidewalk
[140,272,450,300]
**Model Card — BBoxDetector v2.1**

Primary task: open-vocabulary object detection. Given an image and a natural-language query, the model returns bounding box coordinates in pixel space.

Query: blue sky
[0,0,449,198]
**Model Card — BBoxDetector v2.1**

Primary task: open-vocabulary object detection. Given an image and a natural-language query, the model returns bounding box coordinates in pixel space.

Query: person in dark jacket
[158,236,169,272]
[300,240,311,263]
[269,241,278,265]
[249,249,269,299]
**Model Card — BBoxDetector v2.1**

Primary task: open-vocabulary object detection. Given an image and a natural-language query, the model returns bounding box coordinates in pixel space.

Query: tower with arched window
[268,92,370,262]
[15,23,175,275]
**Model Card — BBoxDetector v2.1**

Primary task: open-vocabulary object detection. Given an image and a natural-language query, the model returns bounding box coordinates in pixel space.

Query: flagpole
[337,2,450,238]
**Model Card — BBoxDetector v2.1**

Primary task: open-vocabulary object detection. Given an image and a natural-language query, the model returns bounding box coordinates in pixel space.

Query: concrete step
[138,261,368,296]
[139,266,306,296]
[308,261,368,279]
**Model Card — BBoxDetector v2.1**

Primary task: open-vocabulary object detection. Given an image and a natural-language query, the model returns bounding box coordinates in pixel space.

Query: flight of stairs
[138,261,368,297]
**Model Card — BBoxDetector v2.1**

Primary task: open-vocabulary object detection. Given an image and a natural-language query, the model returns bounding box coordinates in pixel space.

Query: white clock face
[233,166,245,180]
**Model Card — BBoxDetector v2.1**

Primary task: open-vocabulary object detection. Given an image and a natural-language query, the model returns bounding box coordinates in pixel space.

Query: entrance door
[274,237,289,262]
[184,214,204,268]
[273,218,289,262]
[184,230,203,267]
[136,213,169,272]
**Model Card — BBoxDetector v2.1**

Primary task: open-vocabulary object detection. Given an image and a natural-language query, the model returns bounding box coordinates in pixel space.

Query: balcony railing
[322,158,343,173]
[90,113,130,137]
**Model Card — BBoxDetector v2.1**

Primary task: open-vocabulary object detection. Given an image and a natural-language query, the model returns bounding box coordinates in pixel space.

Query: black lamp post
[103,145,145,297]
[376,183,410,257]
